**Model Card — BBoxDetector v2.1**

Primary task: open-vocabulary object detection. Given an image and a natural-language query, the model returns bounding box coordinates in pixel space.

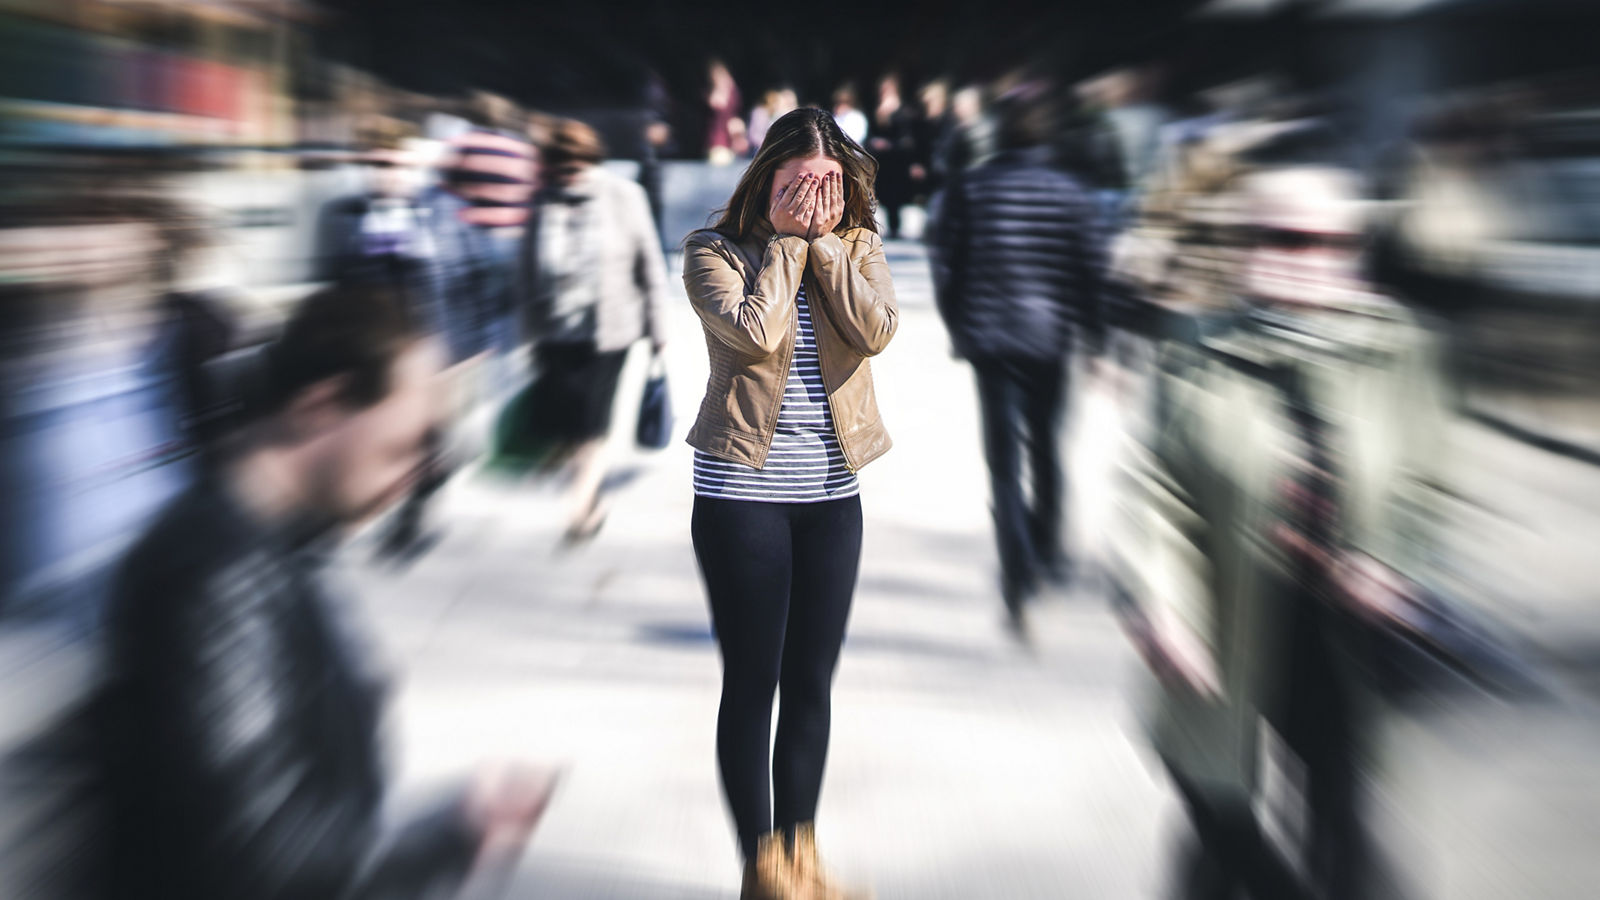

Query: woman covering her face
[681,107,898,900]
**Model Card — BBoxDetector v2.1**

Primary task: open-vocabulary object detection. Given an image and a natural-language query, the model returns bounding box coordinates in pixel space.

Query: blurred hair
[993,83,1058,150]
[354,115,416,153]
[525,111,558,147]
[832,84,859,108]
[1236,118,1352,170]
[543,118,607,167]
[262,281,423,414]
[710,107,878,240]
[464,90,524,132]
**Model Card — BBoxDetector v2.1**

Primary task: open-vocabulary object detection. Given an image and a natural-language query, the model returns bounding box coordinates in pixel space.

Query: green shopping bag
[487,372,565,474]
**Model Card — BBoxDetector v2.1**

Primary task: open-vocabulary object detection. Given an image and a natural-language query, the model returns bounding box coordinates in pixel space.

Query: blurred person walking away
[375,98,538,561]
[928,88,1107,639]
[683,108,896,900]
[315,122,433,297]
[940,84,996,175]
[638,69,677,243]
[707,60,748,166]
[1107,146,1452,900]
[438,92,538,365]
[748,87,799,156]
[911,80,952,212]
[1078,67,1170,228]
[522,119,668,543]
[921,83,995,239]
[145,190,246,475]
[94,282,558,900]
[831,85,869,146]
[868,74,918,239]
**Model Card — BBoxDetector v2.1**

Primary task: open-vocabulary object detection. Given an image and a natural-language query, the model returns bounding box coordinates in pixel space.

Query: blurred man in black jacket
[98,282,553,900]
[929,86,1108,636]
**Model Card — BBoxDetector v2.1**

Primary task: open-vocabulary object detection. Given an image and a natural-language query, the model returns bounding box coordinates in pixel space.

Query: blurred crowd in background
[3,0,1600,898]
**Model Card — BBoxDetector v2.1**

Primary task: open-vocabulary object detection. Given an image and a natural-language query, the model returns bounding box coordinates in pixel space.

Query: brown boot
[790,823,872,900]
[741,832,800,900]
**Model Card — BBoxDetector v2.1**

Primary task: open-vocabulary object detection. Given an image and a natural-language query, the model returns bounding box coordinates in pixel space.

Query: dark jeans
[690,495,863,859]
[971,356,1069,606]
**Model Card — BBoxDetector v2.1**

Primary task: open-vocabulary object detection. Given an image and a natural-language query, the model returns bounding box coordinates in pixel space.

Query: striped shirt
[447,128,535,228]
[693,285,860,503]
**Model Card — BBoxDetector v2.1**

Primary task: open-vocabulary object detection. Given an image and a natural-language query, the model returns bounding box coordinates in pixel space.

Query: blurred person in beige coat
[1109,155,1452,900]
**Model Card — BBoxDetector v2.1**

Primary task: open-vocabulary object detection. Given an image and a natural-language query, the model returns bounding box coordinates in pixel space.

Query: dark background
[317,0,1600,160]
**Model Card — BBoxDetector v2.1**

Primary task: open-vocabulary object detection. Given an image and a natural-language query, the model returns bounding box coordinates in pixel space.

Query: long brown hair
[710,107,878,239]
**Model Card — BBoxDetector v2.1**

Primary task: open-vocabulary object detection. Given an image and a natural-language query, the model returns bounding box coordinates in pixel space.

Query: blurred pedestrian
[707,60,748,165]
[370,101,536,561]
[928,89,1107,637]
[97,281,558,900]
[831,85,868,146]
[315,123,432,295]
[1108,151,1451,900]
[868,73,918,238]
[940,84,996,174]
[912,79,952,203]
[683,107,896,900]
[638,68,676,241]
[523,118,668,543]
[144,190,243,472]
[436,93,537,361]
[748,87,799,155]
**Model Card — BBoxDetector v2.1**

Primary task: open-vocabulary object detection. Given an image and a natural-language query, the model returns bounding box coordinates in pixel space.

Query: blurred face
[551,159,592,190]
[953,88,982,124]
[769,154,843,207]
[309,339,444,526]
[363,150,420,199]
[1242,168,1367,308]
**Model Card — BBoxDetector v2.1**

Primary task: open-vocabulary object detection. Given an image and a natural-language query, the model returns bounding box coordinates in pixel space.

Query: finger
[783,175,805,208]
[771,181,793,213]
[787,175,815,213]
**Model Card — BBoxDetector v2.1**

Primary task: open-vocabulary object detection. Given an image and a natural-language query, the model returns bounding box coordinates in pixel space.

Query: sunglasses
[1251,227,1363,252]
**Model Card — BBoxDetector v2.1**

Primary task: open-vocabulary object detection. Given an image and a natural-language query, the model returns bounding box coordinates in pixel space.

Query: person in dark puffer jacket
[928,85,1109,637]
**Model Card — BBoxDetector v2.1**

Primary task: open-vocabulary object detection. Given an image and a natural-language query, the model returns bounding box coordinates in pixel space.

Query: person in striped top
[683,108,897,900]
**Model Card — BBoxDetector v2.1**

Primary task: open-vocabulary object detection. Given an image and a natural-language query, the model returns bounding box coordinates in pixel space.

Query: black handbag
[635,352,673,450]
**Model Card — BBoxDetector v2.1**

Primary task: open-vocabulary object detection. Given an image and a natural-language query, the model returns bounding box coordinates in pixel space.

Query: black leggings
[690,494,864,860]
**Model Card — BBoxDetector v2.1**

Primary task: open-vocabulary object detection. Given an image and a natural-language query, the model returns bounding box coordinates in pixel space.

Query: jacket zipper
[805,272,857,472]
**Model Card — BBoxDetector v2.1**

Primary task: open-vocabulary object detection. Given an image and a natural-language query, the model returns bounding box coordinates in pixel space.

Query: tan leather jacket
[683,223,897,471]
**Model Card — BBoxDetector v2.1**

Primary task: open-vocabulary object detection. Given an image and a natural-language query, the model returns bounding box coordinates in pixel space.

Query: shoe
[375,509,439,566]
[741,832,799,900]
[560,506,608,547]
[1003,604,1037,650]
[1039,556,1075,589]
[790,823,871,900]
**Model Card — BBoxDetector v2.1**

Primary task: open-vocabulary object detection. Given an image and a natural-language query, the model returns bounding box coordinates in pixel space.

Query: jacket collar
[990,145,1056,167]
